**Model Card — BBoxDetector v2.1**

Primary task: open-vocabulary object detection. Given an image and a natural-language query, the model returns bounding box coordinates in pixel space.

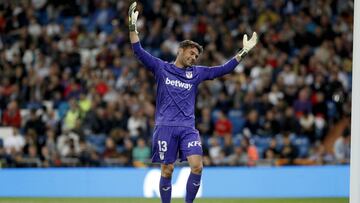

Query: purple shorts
[152,125,203,164]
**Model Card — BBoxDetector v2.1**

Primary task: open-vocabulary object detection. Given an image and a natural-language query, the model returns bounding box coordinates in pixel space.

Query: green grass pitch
[0,198,349,203]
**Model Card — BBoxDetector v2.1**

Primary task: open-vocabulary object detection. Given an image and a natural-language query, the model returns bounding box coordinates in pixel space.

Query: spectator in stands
[196,107,213,137]
[127,108,147,139]
[226,145,248,166]
[293,88,312,117]
[208,137,225,166]
[23,129,37,156]
[57,130,80,158]
[78,92,92,116]
[83,105,111,135]
[24,109,46,136]
[120,138,133,166]
[280,133,298,165]
[333,128,351,164]
[243,109,260,136]
[308,142,334,165]
[21,145,41,167]
[40,146,52,167]
[132,137,150,167]
[214,110,232,142]
[103,137,120,159]
[110,111,128,131]
[3,128,25,155]
[78,139,100,167]
[43,108,61,131]
[246,138,259,166]
[280,107,300,134]
[312,92,328,141]
[44,129,57,157]
[312,92,328,118]
[299,111,315,142]
[268,84,284,106]
[63,99,81,131]
[279,64,297,87]
[260,109,280,136]
[214,111,233,151]
[264,138,281,159]
[2,101,21,128]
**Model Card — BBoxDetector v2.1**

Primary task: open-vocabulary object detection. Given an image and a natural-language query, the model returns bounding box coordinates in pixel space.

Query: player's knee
[191,164,203,174]
[161,164,174,178]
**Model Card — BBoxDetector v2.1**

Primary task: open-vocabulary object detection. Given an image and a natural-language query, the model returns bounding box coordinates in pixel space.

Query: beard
[185,58,194,67]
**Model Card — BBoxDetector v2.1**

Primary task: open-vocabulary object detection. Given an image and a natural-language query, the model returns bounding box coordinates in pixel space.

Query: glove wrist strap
[237,49,248,60]
[129,24,138,34]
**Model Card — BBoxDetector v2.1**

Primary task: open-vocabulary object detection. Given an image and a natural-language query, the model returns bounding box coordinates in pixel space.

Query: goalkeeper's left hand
[128,1,139,34]
[236,32,258,61]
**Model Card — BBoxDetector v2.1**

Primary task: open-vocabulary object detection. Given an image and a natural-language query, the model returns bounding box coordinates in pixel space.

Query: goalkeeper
[129,1,258,203]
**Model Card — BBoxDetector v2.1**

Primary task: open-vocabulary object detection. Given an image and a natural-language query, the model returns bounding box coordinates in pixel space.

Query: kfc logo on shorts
[188,141,201,148]
[186,71,193,79]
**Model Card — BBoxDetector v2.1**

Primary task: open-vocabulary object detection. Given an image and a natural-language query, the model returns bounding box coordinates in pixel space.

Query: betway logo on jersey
[165,77,192,90]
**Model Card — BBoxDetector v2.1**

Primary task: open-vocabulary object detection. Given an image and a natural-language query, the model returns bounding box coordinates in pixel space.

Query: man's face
[178,47,200,67]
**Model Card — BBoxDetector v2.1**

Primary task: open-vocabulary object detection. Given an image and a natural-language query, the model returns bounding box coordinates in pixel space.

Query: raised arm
[129,1,162,73]
[200,32,258,80]
[129,1,139,43]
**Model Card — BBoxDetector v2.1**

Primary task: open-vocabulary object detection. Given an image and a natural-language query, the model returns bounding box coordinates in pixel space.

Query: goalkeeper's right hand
[128,1,139,34]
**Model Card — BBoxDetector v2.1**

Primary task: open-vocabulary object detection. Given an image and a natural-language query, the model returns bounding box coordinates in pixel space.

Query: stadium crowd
[0,0,353,167]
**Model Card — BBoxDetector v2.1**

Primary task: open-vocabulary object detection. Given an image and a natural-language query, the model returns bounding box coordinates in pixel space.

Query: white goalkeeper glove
[128,1,139,33]
[236,32,258,61]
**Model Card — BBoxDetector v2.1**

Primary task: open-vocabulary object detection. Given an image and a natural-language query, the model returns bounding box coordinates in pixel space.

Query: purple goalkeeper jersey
[132,42,239,128]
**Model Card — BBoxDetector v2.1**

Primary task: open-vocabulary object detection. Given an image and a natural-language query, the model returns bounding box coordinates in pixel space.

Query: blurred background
[0,0,354,201]
[0,0,353,170]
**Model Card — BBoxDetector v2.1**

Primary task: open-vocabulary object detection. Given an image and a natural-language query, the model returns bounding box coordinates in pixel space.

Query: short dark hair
[179,40,203,54]
[343,128,351,138]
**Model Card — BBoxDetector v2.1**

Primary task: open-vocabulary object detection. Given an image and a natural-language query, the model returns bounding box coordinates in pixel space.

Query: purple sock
[185,173,202,203]
[160,176,172,203]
